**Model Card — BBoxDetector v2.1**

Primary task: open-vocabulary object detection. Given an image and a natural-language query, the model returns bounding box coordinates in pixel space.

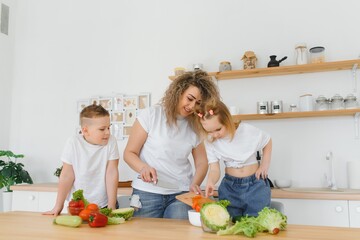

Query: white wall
[4,0,360,193]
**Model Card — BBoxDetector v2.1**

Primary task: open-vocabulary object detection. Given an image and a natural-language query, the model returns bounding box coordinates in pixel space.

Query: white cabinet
[12,190,68,213]
[274,198,349,227]
[349,201,360,228]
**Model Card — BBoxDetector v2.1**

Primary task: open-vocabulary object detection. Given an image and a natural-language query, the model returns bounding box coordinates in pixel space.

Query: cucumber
[54,215,82,227]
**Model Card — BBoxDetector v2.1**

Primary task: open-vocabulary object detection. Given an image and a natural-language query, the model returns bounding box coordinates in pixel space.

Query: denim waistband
[224,173,257,184]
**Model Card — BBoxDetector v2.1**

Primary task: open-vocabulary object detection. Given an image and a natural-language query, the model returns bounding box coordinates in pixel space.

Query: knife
[137,175,179,190]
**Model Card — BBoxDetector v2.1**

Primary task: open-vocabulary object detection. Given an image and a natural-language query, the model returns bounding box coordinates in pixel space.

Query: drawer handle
[335,206,343,212]
[28,195,35,201]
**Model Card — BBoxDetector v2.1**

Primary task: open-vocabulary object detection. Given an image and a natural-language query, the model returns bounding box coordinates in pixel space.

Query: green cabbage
[256,207,287,234]
[200,203,231,232]
[111,207,135,220]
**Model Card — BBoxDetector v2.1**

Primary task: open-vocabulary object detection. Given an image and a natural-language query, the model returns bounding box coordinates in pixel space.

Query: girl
[196,100,272,219]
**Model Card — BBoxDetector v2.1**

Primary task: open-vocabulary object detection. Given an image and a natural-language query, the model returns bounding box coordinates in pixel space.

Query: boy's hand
[42,205,63,216]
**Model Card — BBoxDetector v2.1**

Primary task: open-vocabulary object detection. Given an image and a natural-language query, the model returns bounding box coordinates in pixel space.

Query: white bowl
[274,179,292,188]
[188,210,201,227]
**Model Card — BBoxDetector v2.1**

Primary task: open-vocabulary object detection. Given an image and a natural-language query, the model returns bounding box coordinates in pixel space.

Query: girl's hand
[189,183,202,195]
[139,165,157,183]
[205,182,215,198]
[255,163,269,180]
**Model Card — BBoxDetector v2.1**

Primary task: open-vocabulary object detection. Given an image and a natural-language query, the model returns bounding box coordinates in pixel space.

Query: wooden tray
[175,192,215,207]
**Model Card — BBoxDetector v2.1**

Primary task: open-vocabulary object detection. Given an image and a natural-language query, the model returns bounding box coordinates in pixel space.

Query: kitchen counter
[1,211,360,240]
[11,183,360,200]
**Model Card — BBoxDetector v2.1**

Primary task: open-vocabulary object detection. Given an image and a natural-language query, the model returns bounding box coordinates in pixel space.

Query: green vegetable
[99,207,112,216]
[217,216,259,238]
[200,202,230,232]
[72,189,89,207]
[53,215,82,227]
[111,207,135,220]
[107,217,125,225]
[256,207,287,234]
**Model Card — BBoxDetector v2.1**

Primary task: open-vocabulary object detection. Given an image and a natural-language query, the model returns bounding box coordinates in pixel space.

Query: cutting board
[176,192,215,207]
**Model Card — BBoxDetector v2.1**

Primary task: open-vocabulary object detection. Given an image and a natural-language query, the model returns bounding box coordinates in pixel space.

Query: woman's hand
[139,165,157,183]
[189,183,202,195]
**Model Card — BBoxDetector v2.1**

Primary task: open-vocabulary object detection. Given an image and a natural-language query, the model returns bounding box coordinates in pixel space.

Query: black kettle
[267,55,287,67]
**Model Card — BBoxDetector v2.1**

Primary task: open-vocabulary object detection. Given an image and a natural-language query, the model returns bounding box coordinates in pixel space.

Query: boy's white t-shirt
[61,134,119,207]
[205,123,270,168]
[132,105,201,194]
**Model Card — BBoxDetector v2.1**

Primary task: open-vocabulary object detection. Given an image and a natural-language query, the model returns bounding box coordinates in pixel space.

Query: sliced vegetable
[256,207,287,234]
[111,207,135,220]
[107,217,125,225]
[200,202,230,232]
[88,212,108,228]
[53,215,82,228]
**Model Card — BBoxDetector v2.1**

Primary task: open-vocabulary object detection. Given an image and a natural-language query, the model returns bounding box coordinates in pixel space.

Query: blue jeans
[218,174,271,218]
[131,188,192,219]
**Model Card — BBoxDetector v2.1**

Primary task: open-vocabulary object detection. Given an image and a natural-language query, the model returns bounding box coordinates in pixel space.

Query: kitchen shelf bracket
[352,63,358,93]
[354,112,360,139]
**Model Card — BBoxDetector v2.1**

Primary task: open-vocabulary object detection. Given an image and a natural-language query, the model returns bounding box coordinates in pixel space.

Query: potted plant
[0,150,33,211]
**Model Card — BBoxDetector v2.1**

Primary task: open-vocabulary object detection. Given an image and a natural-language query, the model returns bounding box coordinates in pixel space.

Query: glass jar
[315,95,329,111]
[309,46,325,63]
[295,43,307,65]
[330,94,344,110]
[344,94,358,109]
[219,61,232,72]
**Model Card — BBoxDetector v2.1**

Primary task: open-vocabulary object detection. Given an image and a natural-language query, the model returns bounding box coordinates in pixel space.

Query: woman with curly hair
[124,70,219,219]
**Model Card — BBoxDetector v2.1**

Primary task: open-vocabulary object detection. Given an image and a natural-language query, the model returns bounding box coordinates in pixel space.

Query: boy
[44,104,119,216]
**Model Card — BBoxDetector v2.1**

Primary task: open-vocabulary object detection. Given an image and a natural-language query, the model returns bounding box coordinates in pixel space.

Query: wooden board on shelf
[232,109,360,121]
[168,59,360,81]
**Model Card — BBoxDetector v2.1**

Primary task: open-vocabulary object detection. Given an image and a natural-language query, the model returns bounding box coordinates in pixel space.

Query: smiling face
[81,116,111,145]
[177,85,202,117]
[200,115,228,140]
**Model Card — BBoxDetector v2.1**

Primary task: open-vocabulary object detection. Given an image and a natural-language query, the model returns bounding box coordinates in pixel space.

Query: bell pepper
[88,212,108,228]
[68,199,85,216]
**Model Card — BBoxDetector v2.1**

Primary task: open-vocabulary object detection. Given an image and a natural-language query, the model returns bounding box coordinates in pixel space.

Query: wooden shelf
[232,109,360,121]
[168,59,360,81]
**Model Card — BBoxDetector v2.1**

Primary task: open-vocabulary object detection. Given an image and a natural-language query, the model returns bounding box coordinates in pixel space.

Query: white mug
[299,94,314,111]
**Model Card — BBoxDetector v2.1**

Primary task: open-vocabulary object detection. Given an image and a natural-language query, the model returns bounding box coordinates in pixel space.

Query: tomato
[86,203,99,212]
[68,200,85,216]
[79,209,92,221]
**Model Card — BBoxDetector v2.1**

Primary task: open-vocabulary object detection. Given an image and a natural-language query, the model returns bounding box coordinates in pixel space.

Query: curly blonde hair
[160,70,220,135]
[195,100,236,141]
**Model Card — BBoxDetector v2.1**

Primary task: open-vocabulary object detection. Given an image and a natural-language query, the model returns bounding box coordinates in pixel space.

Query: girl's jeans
[131,188,191,219]
[218,173,271,218]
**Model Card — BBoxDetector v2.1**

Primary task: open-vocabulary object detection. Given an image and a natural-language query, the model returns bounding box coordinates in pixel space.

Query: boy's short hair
[80,104,109,126]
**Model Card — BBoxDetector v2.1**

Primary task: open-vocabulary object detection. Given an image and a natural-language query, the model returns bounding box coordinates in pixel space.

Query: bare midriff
[225,163,259,178]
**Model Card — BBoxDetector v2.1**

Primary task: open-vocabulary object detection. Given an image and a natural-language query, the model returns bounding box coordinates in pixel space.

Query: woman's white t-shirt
[61,134,119,207]
[132,105,201,194]
[205,123,270,168]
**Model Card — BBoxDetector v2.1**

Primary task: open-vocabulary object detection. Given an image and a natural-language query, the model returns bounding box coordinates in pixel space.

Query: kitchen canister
[299,94,314,111]
[315,95,329,111]
[219,61,232,72]
[330,94,344,110]
[270,100,283,113]
[193,63,203,71]
[257,101,269,114]
[344,94,358,109]
[295,43,308,65]
[309,46,325,63]
[347,161,360,189]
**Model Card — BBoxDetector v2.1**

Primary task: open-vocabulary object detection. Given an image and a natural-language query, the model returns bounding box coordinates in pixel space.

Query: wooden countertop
[11,183,360,200]
[1,211,359,240]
